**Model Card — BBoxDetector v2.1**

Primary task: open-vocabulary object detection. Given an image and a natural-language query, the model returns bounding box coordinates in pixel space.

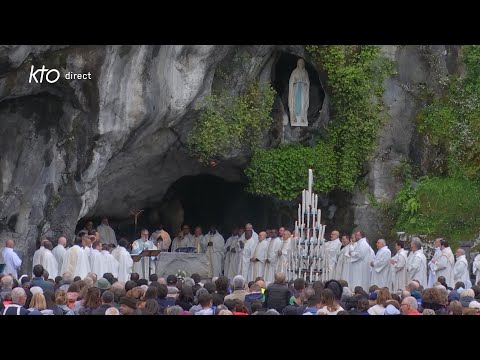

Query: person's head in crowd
[101,290,114,305]
[157,284,169,300]
[313,281,324,295]
[204,282,216,294]
[144,286,158,301]
[125,280,137,293]
[448,300,463,315]
[214,304,228,315]
[55,290,68,306]
[105,307,120,315]
[137,279,148,287]
[119,296,138,315]
[167,275,177,287]
[102,273,114,285]
[144,299,160,315]
[130,273,140,283]
[87,272,98,283]
[215,276,229,294]
[191,273,201,285]
[233,275,246,290]
[183,277,195,288]
[149,274,158,283]
[83,276,94,288]
[165,305,183,315]
[294,278,306,293]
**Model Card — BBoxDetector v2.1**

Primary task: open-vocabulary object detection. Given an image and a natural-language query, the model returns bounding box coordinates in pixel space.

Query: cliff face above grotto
[0,45,461,272]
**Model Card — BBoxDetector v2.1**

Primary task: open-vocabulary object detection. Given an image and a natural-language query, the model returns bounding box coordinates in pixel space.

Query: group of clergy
[324,234,476,291]
[18,216,480,292]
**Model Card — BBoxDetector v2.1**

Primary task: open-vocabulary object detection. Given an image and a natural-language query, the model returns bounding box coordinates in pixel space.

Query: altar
[155,252,211,279]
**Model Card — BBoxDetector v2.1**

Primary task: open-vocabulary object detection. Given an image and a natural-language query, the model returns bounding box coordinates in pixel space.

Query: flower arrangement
[175,270,188,279]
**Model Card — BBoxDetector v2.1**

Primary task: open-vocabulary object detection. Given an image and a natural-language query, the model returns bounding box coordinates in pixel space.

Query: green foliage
[245,45,394,200]
[307,45,395,190]
[391,160,415,182]
[417,45,480,179]
[393,177,480,246]
[188,82,276,163]
[245,141,337,200]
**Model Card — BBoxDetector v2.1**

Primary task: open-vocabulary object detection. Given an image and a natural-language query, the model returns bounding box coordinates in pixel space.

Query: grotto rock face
[350,45,461,241]
[0,44,460,272]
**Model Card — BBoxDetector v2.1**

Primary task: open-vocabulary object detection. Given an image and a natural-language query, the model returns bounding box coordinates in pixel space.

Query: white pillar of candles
[287,169,327,282]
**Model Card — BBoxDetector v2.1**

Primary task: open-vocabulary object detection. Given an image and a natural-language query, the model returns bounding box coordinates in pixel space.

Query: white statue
[288,58,310,126]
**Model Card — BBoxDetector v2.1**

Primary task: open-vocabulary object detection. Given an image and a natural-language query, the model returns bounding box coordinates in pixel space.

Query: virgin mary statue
[288,58,310,126]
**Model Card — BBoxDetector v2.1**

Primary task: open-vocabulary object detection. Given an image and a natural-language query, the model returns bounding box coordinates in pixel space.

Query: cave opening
[272,52,325,123]
[81,174,294,241]
[143,174,289,240]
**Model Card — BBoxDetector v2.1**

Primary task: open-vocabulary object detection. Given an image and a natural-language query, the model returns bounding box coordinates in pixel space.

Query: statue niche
[288,58,310,127]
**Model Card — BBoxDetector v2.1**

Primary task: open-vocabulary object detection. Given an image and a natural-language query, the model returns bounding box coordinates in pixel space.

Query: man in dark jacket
[30,265,54,292]
[92,291,115,315]
[244,284,263,313]
[283,287,315,315]
[264,272,292,313]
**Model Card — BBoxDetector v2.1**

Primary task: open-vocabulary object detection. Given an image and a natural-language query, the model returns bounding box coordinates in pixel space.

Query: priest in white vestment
[32,239,47,276]
[472,253,480,286]
[431,239,455,288]
[101,244,119,278]
[131,229,157,279]
[112,239,133,282]
[180,224,194,247]
[406,237,427,287]
[39,241,59,279]
[321,230,342,281]
[454,248,472,288]
[428,238,443,288]
[201,226,225,278]
[250,231,268,280]
[224,228,239,279]
[191,226,204,253]
[60,237,91,279]
[348,231,373,290]
[2,239,22,279]
[238,228,258,281]
[89,241,106,279]
[276,230,292,275]
[369,239,391,288]
[171,232,190,252]
[52,237,67,275]
[264,230,283,284]
[96,217,117,246]
[333,236,350,281]
[390,240,409,292]
[150,225,171,252]
[228,227,244,278]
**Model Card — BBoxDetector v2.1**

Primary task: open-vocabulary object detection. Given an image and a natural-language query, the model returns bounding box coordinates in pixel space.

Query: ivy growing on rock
[188,81,276,163]
[245,141,337,200]
[417,45,480,179]
[391,45,480,243]
[392,177,480,246]
[245,45,394,199]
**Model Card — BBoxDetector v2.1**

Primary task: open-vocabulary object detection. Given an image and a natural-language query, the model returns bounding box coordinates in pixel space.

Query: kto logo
[29,65,60,83]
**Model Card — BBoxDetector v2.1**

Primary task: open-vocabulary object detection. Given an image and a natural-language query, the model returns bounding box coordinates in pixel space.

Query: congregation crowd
[1,217,480,315]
